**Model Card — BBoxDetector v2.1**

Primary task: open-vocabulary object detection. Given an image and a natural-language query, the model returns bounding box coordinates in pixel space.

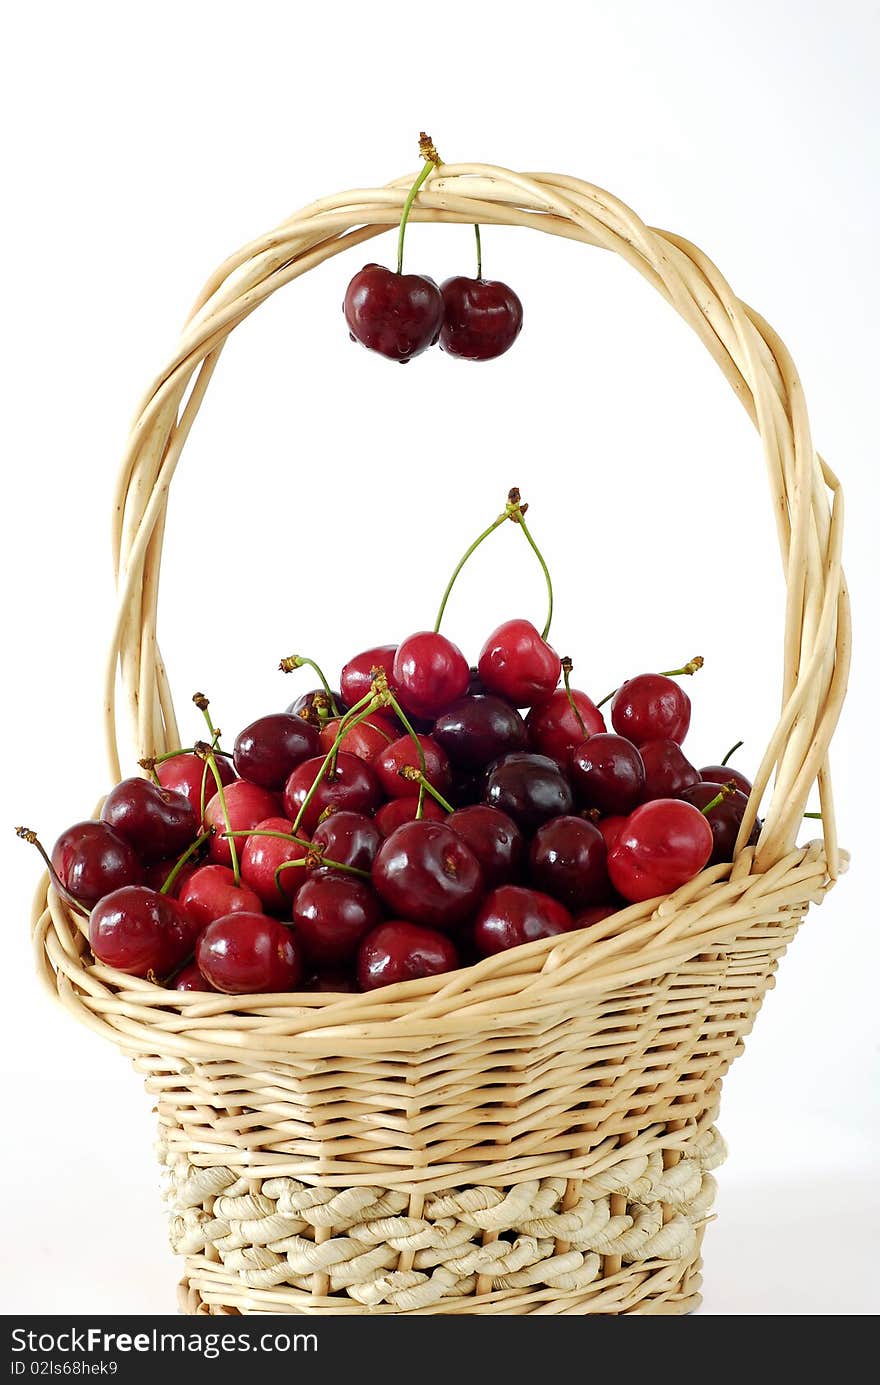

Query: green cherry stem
[434,509,510,633]
[700,783,737,815]
[722,739,744,766]
[434,487,549,635]
[160,832,211,895]
[397,132,442,275]
[278,655,341,716]
[291,694,379,836]
[382,688,429,819]
[398,766,454,814]
[15,827,90,918]
[597,654,705,710]
[273,856,371,894]
[513,507,554,641]
[561,658,587,738]
[474,223,483,279]
[803,811,823,820]
[196,739,240,886]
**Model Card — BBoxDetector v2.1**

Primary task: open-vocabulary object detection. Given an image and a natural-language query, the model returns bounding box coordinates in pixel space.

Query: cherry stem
[474,223,483,279]
[160,832,211,895]
[146,744,233,767]
[803,811,823,820]
[434,487,550,635]
[700,782,737,815]
[382,687,429,819]
[196,740,240,886]
[277,655,341,716]
[193,693,218,741]
[273,856,371,893]
[223,827,312,849]
[561,658,587,738]
[396,133,441,275]
[398,766,454,814]
[513,507,554,640]
[434,510,510,633]
[721,739,744,767]
[15,827,89,918]
[291,693,378,836]
[597,655,705,710]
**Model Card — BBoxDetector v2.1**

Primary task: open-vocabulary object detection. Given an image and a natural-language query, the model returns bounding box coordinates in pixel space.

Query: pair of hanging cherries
[343,134,523,363]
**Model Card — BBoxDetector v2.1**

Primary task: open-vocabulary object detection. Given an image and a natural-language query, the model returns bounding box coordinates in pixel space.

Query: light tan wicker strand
[33,162,849,1315]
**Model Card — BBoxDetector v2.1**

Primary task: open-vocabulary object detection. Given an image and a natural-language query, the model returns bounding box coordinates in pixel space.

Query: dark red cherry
[598,815,628,854]
[311,811,382,873]
[607,799,713,903]
[526,690,605,767]
[700,764,753,797]
[433,695,527,770]
[478,619,561,708]
[374,797,446,837]
[358,921,459,990]
[375,734,451,800]
[233,713,321,790]
[483,752,573,833]
[681,782,760,864]
[89,885,195,977]
[340,645,399,707]
[178,863,263,932]
[142,856,200,897]
[473,885,573,956]
[101,777,198,863]
[173,961,216,992]
[304,968,359,993]
[447,805,524,888]
[574,902,622,928]
[447,768,486,808]
[239,817,309,911]
[611,674,691,746]
[640,739,701,801]
[319,711,398,764]
[282,752,381,834]
[528,816,610,910]
[293,870,383,966]
[371,820,483,931]
[286,688,340,724]
[51,821,143,908]
[570,733,646,814]
[204,781,281,867]
[439,276,523,361]
[392,632,470,719]
[197,912,303,994]
[157,752,236,819]
[344,265,444,362]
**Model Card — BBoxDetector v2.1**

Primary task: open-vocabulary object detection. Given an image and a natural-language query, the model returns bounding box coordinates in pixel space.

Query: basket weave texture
[33,163,849,1315]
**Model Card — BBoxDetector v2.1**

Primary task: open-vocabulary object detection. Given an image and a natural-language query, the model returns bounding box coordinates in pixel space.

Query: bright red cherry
[197,913,303,994]
[51,821,143,908]
[392,632,470,720]
[89,885,195,977]
[681,782,760,864]
[433,695,527,770]
[101,777,198,863]
[700,764,753,797]
[447,805,524,888]
[598,815,628,854]
[344,265,444,362]
[178,863,263,932]
[526,689,605,767]
[311,810,382,872]
[173,961,216,992]
[477,620,561,708]
[371,820,482,931]
[570,733,645,814]
[319,711,398,765]
[611,674,691,746]
[239,817,309,911]
[157,752,236,819]
[282,752,381,834]
[358,921,459,990]
[340,645,399,707]
[473,885,573,956]
[375,734,451,800]
[293,870,383,966]
[374,797,446,837]
[483,752,573,833]
[204,781,281,867]
[607,799,713,903]
[233,714,320,790]
[528,816,610,910]
[439,276,523,361]
[640,739,701,801]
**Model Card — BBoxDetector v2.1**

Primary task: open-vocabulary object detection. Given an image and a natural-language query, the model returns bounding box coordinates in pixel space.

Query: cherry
[51,821,143,908]
[598,815,628,854]
[526,689,605,767]
[611,673,691,746]
[433,695,527,770]
[204,780,281,867]
[570,733,646,815]
[447,768,486,808]
[239,817,309,911]
[439,276,523,361]
[293,869,383,966]
[286,688,340,724]
[640,739,701,801]
[319,711,398,764]
[340,645,399,707]
[173,961,216,992]
[344,265,444,362]
[371,820,482,931]
[375,734,451,800]
[178,863,263,932]
[392,632,470,719]
[156,752,236,819]
[197,913,303,994]
[473,885,573,956]
[233,714,320,790]
[282,752,381,834]
[447,804,524,888]
[311,811,382,873]
[89,885,195,977]
[374,797,446,837]
[681,782,760,864]
[607,799,713,903]
[700,764,753,797]
[100,777,197,863]
[142,856,200,897]
[358,921,459,991]
[483,752,573,833]
[304,969,359,993]
[528,816,610,910]
[575,902,622,928]
[478,619,561,708]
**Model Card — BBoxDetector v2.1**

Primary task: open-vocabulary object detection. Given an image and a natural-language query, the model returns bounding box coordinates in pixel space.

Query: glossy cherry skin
[173,961,216,992]
[282,753,381,834]
[598,815,628,854]
[374,797,446,837]
[447,805,524,888]
[233,713,320,790]
[392,632,470,720]
[344,265,444,362]
[473,885,573,957]
[526,690,606,767]
[358,921,460,991]
[311,811,382,873]
[433,695,527,770]
[640,739,701,801]
[178,863,263,933]
[570,733,646,815]
[319,711,398,765]
[157,752,236,819]
[239,817,309,911]
[611,674,691,746]
[700,764,753,797]
[89,885,195,978]
[293,869,383,966]
[340,645,399,707]
[478,620,561,708]
[483,752,573,833]
[607,799,713,903]
[681,782,760,864]
[371,820,483,931]
[204,780,281,867]
[574,902,622,928]
[101,777,198,863]
[528,816,610,910]
[197,912,303,994]
[51,821,143,908]
[375,734,451,800]
[439,276,523,361]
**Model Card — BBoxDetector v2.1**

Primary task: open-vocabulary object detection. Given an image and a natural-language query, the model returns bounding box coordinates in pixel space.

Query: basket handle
[106,163,849,877]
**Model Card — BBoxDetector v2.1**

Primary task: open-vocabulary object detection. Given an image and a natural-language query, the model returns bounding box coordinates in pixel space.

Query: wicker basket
[33,162,849,1316]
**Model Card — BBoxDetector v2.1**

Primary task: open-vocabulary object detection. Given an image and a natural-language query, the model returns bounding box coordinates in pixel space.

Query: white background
[3,0,878,1317]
